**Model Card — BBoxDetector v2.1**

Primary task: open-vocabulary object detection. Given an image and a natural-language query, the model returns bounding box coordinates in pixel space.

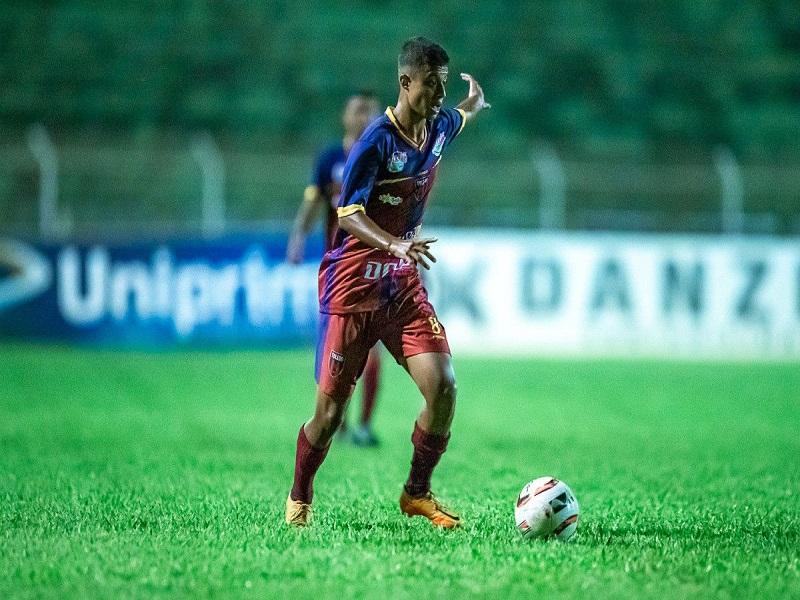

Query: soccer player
[286,37,490,528]
[286,91,383,447]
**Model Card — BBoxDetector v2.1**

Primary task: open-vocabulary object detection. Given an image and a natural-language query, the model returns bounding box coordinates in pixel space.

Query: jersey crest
[387,150,407,172]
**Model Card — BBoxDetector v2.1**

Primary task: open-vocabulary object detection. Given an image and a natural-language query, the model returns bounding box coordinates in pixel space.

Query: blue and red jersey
[306,142,348,249]
[318,106,466,314]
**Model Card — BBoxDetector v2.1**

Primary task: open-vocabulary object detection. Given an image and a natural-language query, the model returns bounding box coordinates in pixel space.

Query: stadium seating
[1,1,798,233]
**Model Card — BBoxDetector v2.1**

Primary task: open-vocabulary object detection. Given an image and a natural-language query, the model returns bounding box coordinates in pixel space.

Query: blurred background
[2,0,800,234]
[1,1,799,357]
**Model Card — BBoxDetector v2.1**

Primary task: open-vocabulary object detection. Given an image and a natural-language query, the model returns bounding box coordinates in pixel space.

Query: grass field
[1,344,798,598]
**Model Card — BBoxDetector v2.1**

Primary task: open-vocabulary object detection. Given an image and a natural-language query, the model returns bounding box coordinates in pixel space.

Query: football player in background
[285,37,490,528]
[286,91,382,447]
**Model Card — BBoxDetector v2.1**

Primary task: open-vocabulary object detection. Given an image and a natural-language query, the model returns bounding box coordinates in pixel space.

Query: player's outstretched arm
[456,73,491,124]
[338,211,437,270]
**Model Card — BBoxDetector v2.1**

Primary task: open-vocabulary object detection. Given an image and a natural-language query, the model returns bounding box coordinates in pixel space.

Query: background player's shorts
[315,284,450,398]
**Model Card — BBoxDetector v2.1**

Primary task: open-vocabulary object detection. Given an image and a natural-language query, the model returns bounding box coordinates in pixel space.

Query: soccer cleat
[399,489,461,528]
[350,424,379,447]
[285,496,312,526]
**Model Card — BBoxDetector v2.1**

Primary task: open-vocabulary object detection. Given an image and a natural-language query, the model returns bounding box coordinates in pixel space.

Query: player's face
[343,96,380,137]
[406,65,448,120]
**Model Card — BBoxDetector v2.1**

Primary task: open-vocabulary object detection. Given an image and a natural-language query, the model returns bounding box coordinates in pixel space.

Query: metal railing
[2,124,799,238]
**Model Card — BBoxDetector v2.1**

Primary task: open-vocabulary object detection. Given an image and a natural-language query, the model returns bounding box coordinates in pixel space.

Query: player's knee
[326,397,348,423]
[315,390,349,430]
[323,408,345,432]
[427,373,457,407]
[440,374,457,402]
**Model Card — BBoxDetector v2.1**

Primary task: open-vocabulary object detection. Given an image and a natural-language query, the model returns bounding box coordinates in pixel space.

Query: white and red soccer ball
[514,476,580,541]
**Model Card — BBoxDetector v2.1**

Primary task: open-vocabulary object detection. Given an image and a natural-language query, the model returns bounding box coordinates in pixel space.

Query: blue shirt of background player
[310,143,347,249]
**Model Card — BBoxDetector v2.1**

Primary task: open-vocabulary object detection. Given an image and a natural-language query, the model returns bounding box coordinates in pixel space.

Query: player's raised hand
[460,73,491,111]
[388,237,438,270]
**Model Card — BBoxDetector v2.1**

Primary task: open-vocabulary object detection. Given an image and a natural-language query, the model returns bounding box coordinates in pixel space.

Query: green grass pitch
[1,344,798,598]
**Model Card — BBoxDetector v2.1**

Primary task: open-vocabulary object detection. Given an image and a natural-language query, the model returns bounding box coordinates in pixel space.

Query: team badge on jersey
[387,151,407,172]
[432,132,446,157]
[379,193,402,206]
[328,350,345,378]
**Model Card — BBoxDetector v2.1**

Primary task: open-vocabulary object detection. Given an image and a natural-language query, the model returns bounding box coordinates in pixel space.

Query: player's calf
[407,352,457,434]
[286,389,351,526]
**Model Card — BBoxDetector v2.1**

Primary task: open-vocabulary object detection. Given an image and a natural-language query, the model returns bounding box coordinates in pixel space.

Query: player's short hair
[354,89,378,99]
[398,37,449,73]
[344,90,379,113]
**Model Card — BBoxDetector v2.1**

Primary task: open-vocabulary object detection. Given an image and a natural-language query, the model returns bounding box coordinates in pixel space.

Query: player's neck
[342,134,356,151]
[392,101,427,145]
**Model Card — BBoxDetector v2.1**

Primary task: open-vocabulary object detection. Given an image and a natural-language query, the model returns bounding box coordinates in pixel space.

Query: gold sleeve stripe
[376,175,414,185]
[303,185,321,202]
[337,204,366,217]
[456,109,467,136]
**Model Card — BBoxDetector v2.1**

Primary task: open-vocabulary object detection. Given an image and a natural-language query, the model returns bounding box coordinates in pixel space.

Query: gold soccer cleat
[400,489,461,528]
[285,496,312,527]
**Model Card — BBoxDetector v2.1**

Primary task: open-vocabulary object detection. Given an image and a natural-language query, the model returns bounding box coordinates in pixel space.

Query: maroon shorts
[315,284,450,398]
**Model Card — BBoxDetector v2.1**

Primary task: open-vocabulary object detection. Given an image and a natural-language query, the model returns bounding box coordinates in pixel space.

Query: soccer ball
[514,476,579,541]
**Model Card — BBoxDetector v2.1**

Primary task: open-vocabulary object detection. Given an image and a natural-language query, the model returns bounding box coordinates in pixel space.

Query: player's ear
[399,73,411,91]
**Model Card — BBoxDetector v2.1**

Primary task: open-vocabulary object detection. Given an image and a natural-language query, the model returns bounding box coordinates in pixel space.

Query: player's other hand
[388,237,438,270]
[460,73,491,111]
[286,234,304,264]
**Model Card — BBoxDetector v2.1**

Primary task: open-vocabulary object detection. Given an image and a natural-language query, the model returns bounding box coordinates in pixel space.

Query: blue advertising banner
[6,229,798,358]
[0,234,324,347]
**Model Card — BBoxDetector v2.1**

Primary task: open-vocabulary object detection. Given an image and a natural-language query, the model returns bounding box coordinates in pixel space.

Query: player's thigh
[394,288,450,358]
[380,288,450,377]
[315,312,374,399]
